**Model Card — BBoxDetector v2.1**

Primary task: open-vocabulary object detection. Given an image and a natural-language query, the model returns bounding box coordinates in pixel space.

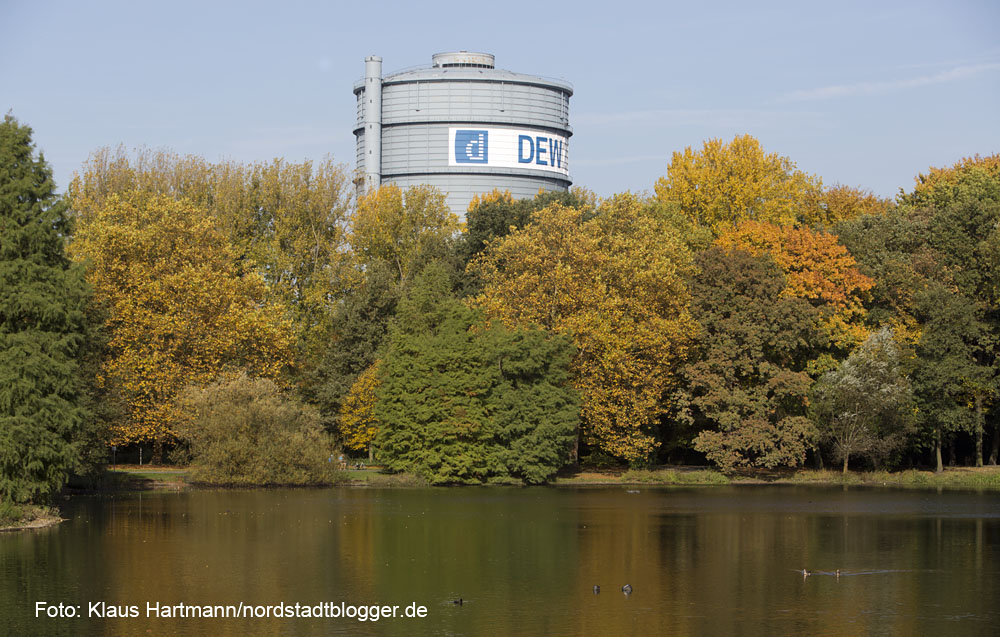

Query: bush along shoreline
[0,503,63,532]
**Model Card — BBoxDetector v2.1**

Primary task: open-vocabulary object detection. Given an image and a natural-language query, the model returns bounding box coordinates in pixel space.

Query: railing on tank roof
[357,62,573,91]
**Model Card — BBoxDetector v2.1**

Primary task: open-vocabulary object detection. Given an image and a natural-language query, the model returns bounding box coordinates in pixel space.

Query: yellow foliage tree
[715,220,874,371]
[654,134,823,233]
[70,147,354,374]
[68,191,295,459]
[338,361,381,459]
[349,184,461,284]
[820,184,893,225]
[472,195,698,462]
[467,188,515,213]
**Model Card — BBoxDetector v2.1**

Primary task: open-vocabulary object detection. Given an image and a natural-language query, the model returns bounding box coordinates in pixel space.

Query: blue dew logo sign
[454,129,489,164]
[448,127,569,176]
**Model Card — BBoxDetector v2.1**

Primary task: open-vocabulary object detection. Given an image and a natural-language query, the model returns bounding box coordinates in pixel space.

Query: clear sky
[2,0,998,199]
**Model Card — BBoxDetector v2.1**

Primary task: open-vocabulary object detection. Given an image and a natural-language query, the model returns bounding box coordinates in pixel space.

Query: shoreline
[93,464,1000,491]
[4,466,998,532]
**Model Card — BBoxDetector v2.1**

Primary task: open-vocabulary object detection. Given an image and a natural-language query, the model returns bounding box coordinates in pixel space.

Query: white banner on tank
[448,127,569,176]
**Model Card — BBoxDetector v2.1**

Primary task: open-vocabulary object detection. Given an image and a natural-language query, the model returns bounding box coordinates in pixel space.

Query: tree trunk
[974,394,984,468]
[935,428,943,474]
[989,424,999,466]
[570,424,580,466]
[368,444,374,462]
[153,437,163,465]
[813,444,824,470]
[842,454,849,475]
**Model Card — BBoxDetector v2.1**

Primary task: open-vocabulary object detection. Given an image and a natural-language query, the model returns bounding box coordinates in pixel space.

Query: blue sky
[2,0,998,199]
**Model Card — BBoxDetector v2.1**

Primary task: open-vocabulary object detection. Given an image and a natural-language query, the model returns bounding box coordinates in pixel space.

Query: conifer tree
[377,262,578,484]
[0,115,89,504]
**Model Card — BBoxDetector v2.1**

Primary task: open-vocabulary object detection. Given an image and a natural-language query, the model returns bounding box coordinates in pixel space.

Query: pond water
[2,486,998,636]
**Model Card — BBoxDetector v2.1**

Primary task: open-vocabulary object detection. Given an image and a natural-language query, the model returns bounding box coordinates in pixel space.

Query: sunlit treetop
[654,134,824,233]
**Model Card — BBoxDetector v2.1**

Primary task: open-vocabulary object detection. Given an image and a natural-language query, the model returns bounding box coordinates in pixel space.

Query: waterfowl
[593,585,600,594]
[452,598,463,606]
[621,584,632,594]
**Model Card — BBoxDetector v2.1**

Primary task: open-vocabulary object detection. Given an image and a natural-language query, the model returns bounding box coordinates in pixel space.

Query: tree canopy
[716,220,873,371]
[377,262,578,484]
[654,134,824,232]
[684,248,820,471]
[69,147,354,376]
[810,328,913,473]
[11,130,999,484]
[473,195,697,462]
[68,191,294,459]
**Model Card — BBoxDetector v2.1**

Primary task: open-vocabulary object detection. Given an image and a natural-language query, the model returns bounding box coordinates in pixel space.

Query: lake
[2,485,998,635]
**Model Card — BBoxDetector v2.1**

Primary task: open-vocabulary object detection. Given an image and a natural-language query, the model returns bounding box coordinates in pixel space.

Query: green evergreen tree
[376,262,578,484]
[0,115,90,504]
[479,325,579,484]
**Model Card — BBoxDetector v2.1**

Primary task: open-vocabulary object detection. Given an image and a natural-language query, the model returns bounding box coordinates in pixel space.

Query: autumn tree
[462,188,597,261]
[819,184,893,226]
[716,220,874,372]
[683,248,820,471]
[377,262,578,484]
[68,191,295,461]
[810,328,913,473]
[0,115,90,505]
[459,188,599,295]
[69,147,354,377]
[338,361,381,460]
[349,184,461,286]
[473,195,698,462]
[653,134,823,233]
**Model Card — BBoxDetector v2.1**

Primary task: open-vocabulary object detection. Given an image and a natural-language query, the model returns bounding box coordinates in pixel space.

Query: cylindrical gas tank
[354,51,573,213]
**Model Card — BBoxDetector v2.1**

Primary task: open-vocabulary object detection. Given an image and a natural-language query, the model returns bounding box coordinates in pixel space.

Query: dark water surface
[2,486,998,636]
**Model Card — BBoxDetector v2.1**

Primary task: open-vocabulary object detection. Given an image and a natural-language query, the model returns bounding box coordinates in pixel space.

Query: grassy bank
[555,468,731,486]
[780,467,1000,490]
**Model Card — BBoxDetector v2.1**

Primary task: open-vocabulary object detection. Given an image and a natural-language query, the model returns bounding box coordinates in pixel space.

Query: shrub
[0,500,23,526]
[176,374,341,486]
[622,469,730,485]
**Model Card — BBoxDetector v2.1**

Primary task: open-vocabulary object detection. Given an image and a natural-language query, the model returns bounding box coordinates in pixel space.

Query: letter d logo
[454,130,489,164]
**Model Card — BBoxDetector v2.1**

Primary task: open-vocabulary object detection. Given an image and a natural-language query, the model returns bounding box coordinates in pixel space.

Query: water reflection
[2,486,997,636]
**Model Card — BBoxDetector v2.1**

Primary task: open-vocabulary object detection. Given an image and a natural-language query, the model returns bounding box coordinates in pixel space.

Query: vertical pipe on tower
[363,56,382,192]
